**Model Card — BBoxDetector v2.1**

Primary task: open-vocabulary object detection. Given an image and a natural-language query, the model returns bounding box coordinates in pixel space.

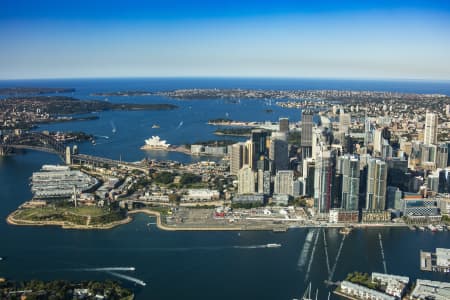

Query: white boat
[151,124,160,129]
[428,224,437,232]
[266,243,281,248]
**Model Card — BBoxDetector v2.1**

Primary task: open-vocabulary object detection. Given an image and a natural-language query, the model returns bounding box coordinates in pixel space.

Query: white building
[411,280,450,300]
[424,112,438,145]
[274,170,294,196]
[238,165,255,194]
[340,281,395,300]
[436,248,450,268]
[371,273,409,298]
[181,189,220,202]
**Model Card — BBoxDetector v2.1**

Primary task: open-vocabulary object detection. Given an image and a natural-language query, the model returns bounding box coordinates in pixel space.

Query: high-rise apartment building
[230,142,245,175]
[424,112,438,145]
[274,170,294,196]
[238,165,255,194]
[279,117,289,133]
[340,154,360,211]
[366,158,388,210]
[301,110,313,158]
[314,150,333,213]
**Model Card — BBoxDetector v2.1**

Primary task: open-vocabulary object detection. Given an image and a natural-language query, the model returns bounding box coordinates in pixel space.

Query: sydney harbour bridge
[0,131,149,173]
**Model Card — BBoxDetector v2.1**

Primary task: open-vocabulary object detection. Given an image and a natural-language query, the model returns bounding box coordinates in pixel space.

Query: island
[0,279,134,300]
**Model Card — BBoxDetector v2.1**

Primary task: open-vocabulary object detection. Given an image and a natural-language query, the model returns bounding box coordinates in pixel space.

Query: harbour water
[1,78,450,299]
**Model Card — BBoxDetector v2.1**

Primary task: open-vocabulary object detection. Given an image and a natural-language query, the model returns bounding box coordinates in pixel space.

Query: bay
[1,78,450,299]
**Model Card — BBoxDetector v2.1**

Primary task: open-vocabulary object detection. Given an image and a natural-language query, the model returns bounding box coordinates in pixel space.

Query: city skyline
[1,0,450,80]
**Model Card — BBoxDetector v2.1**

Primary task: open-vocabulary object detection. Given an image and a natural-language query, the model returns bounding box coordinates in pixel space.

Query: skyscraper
[314,150,333,213]
[250,129,268,170]
[257,170,271,195]
[269,137,289,173]
[301,110,313,158]
[340,155,360,211]
[279,117,289,133]
[366,158,388,210]
[274,170,294,196]
[339,111,351,134]
[238,165,255,194]
[436,143,449,169]
[364,116,373,147]
[424,112,438,145]
[302,157,315,196]
[230,142,245,175]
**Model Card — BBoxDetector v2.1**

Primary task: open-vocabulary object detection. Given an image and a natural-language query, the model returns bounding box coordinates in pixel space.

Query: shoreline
[140,145,225,157]
[6,207,410,232]
[6,210,133,230]
[128,209,246,231]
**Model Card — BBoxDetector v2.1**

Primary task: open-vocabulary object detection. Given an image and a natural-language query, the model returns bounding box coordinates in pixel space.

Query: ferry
[266,243,281,248]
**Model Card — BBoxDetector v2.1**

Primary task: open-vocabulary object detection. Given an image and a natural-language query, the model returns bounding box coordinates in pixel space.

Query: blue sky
[1,0,450,80]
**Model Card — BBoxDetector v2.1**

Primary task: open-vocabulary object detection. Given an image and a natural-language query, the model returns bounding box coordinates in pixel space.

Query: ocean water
[1,78,450,299]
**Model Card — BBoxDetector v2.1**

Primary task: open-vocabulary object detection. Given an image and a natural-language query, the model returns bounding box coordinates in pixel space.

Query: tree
[154,172,175,184]
[168,194,181,204]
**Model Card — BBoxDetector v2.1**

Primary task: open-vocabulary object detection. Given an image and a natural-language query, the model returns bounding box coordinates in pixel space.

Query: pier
[420,248,450,273]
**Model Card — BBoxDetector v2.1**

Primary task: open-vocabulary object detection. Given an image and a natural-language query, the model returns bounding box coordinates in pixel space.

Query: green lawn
[14,205,125,226]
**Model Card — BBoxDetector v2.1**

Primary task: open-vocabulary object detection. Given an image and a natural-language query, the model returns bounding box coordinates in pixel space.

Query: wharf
[420,249,450,273]
[420,250,433,271]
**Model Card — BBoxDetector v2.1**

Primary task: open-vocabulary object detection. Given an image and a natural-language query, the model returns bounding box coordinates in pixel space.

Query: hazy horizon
[2,0,450,80]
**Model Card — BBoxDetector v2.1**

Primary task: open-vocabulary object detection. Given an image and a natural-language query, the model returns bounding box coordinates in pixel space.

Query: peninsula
[0,87,76,95]
[0,279,134,300]
[91,90,154,97]
[0,95,177,130]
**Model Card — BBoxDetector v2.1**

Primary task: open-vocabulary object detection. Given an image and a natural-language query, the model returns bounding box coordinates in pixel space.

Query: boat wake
[322,229,331,276]
[79,267,135,272]
[328,235,346,282]
[379,233,387,273]
[304,229,320,282]
[233,244,281,249]
[106,271,146,287]
[297,229,316,270]
[176,121,184,129]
